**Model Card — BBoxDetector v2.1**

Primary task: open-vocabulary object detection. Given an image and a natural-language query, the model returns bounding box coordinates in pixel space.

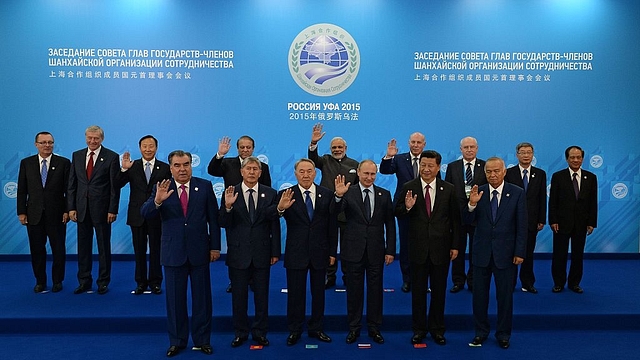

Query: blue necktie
[304,190,314,220]
[363,189,371,221]
[491,189,498,222]
[522,169,529,192]
[465,163,473,185]
[144,162,152,183]
[247,189,256,223]
[41,159,48,187]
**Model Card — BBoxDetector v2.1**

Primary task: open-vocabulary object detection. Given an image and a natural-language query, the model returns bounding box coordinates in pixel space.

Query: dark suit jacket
[308,148,359,190]
[464,182,527,269]
[68,147,121,222]
[115,159,171,227]
[219,183,281,269]
[338,184,396,264]
[17,154,71,224]
[505,166,547,232]
[279,184,338,270]
[207,155,271,187]
[379,152,441,201]
[395,178,463,265]
[548,169,598,233]
[445,158,487,210]
[140,177,221,267]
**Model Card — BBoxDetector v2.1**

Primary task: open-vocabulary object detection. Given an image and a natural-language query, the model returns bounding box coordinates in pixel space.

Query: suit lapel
[494,184,513,223]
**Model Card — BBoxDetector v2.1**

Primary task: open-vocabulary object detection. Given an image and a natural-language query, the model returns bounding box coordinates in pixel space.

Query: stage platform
[1,257,639,335]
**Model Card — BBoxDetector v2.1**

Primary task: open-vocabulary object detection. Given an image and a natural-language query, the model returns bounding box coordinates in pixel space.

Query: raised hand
[218,136,232,156]
[155,179,175,204]
[334,174,351,197]
[311,123,325,144]
[224,186,238,209]
[278,188,295,210]
[386,138,398,158]
[468,185,483,206]
[121,151,134,170]
[404,190,417,209]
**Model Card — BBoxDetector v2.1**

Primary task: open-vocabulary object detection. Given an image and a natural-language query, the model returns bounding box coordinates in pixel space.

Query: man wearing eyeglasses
[505,143,547,294]
[17,132,71,293]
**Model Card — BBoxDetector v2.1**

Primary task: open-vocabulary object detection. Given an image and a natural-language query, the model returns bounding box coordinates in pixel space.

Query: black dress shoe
[253,336,269,346]
[74,285,90,294]
[450,284,463,293]
[325,278,336,289]
[368,331,384,344]
[570,285,584,294]
[552,286,563,293]
[34,284,45,293]
[199,344,213,355]
[97,285,108,295]
[521,285,538,294]
[411,333,425,345]
[52,283,63,293]
[151,285,162,295]
[346,331,359,344]
[166,345,184,357]
[226,283,232,293]
[133,285,145,295]
[498,339,510,349]
[468,336,485,347]
[401,282,411,293]
[286,332,301,346]
[309,331,331,342]
[432,334,446,345]
[231,336,248,347]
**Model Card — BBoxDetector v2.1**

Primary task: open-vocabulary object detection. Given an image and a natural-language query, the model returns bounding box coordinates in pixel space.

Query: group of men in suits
[16,125,599,354]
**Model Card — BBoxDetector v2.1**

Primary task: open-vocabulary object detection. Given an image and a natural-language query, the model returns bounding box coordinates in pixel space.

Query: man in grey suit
[334,160,396,345]
[68,125,121,295]
[219,156,280,348]
[17,131,70,293]
[466,157,527,349]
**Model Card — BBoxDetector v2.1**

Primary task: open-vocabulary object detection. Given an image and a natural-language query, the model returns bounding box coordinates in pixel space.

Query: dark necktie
[41,159,48,187]
[304,190,314,220]
[412,157,419,179]
[363,189,371,221]
[572,172,579,200]
[145,162,152,183]
[465,162,473,185]
[179,184,188,217]
[491,189,498,222]
[425,184,432,218]
[522,169,529,192]
[87,151,95,180]
[247,189,256,223]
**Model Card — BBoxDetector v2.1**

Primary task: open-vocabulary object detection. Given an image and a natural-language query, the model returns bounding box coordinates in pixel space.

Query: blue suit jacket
[219,183,281,269]
[279,184,338,270]
[464,182,527,269]
[140,177,221,267]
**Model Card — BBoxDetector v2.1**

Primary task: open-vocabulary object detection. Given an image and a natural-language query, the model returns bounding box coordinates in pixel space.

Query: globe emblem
[531,156,537,167]
[441,163,448,173]
[590,155,603,168]
[300,36,349,85]
[212,182,225,199]
[257,154,269,165]
[4,181,18,198]
[279,182,294,191]
[611,183,628,199]
[191,154,201,168]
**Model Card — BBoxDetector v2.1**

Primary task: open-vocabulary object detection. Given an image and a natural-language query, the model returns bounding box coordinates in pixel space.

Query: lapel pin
[318,194,322,198]
[506,193,510,197]
[194,187,199,191]
[261,193,265,198]
[100,158,104,162]
[378,192,382,196]
[51,167,55,170]
[531,174,535,178]
[583,175,587,179]
[440,186,444,190]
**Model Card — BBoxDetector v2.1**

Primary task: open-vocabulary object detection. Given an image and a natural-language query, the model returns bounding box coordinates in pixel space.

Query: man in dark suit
[380,132,434,292]
[395,150,462,346]
[465,157,527,350]
[219,156,281,348]
[17,131,70,293]
[207,135,271,293]
[207,135,271,187]
[505,142,547,294]
[334,160,396,345]
[116,135,171,295]
[276,158,338,346]
[140,150,221,357]
[307,123,358,289]
[445,136,487,293]
[549,146,598,294]
[68,125,121,295]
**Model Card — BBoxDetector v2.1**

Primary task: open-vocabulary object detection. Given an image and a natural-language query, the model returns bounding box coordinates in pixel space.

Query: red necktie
[179,184,188,217]
[425,184,432,218]
[86,152,95,180]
